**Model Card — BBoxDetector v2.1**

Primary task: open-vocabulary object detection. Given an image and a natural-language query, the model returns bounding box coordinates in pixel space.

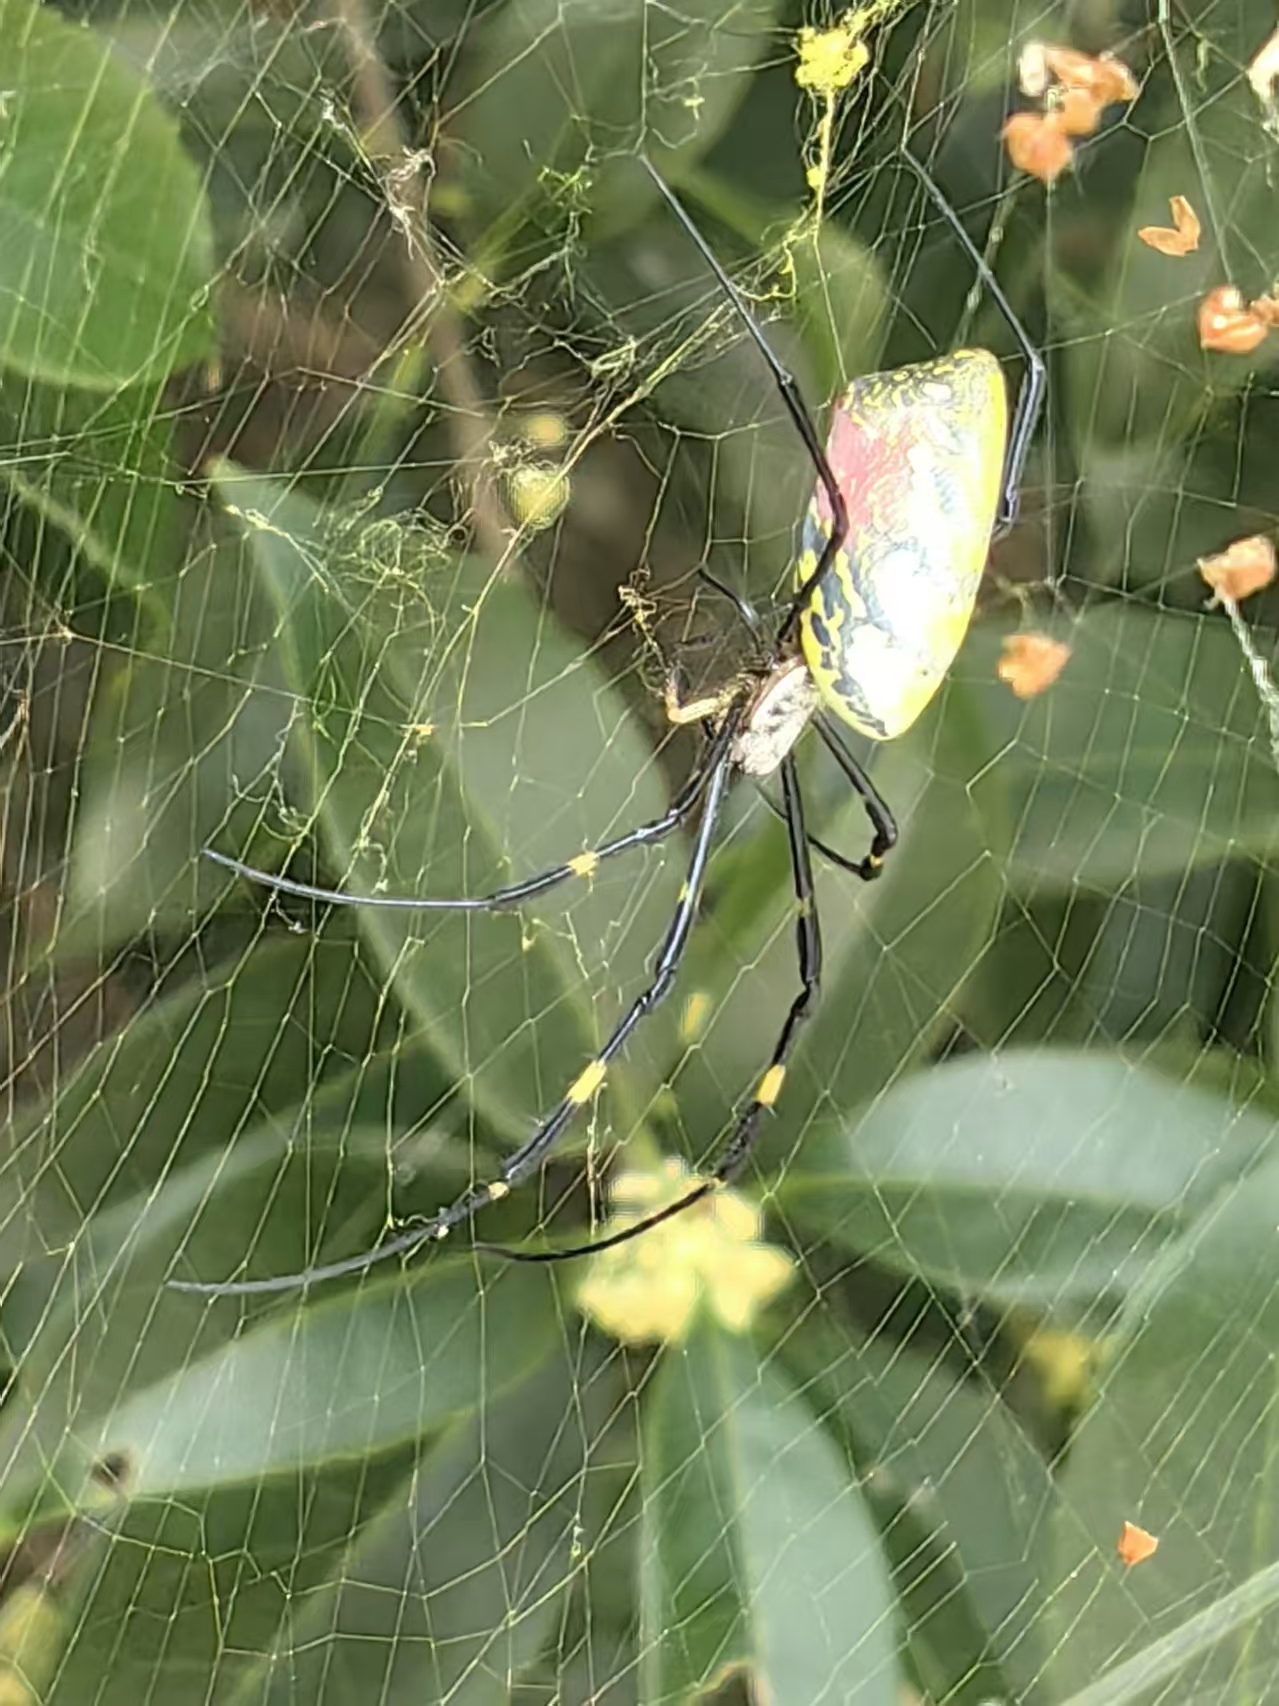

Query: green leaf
[1,1124,389,1495]
[778,1050,1278,1314]
[0,376,183,614]
[211,464,682,1153]
[1054,1566,1279,1706]
[789,215,891,399]
[457,0,782,227]
[956,605,1279,889]
[60,519,294,954]
[0,885,555,1465]
[961,861,1268,1052]
[0,0,214,387]
[28,1328,622,1705]
[238,1342,599,1706]
[0,1195,559,1519]
[104,1262,559,1495]
[44,1448,426,1704]
[1040,1149,1279,1697]
[0,932,394,1278]
[0,1021,505,1529]
[640,1320,900,1703]
[518,1352,644,1703]
[776,1307,1054,1703]
[41,1334,593,1705]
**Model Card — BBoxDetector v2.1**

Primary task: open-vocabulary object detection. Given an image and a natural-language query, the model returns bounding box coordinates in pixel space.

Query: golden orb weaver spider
[172,145,1044,1298]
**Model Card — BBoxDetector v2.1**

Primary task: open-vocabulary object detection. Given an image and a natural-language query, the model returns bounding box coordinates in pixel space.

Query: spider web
[4,0,1279,1700]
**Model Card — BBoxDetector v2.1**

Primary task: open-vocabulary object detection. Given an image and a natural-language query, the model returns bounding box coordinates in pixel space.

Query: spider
[172,144,1044,1298]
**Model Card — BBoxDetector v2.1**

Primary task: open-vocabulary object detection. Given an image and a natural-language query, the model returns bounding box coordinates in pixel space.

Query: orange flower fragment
[1052,86,1105,137]
[1252,294,1279,327]
[1003,112,1074,185]
[1008,46,1137,181]
[1198,286,1270,355]
[1198,535,1277,604]
[997,633,1072,699]
[1117,1521,1159,1567]
[1137,194,1201,257]
[1042,46,1139,106]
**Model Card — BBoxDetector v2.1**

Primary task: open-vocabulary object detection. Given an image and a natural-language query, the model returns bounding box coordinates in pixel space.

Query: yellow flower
[521,410,570,450]
[795,19,870,98]
[576,1159,794,1345]
[506,461,570,531]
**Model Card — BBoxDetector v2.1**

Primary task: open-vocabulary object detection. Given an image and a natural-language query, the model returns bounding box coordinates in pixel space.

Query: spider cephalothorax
[730,657,820,778]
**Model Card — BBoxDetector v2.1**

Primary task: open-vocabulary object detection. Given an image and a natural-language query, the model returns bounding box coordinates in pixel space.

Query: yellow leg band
[754,1064,787,1107]
[568,1059,608,1104]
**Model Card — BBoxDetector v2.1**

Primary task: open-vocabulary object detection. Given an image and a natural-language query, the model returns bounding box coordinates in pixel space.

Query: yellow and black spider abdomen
[795,349,1008,740]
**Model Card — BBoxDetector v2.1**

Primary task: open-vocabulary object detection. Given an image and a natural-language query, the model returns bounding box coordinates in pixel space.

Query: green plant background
[3,0,1279,1700]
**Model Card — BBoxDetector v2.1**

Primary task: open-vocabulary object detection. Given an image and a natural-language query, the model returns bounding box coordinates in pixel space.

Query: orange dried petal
[1170,194,1202,244]
[1198,535,1277,603]
[996,633,1073,699]
[1091,52,1140,105]
[1137,194,1201,256]
[1139,225,1191,257]
[1039,46,1097,88]
[1251,292,1279,327]
[1117,1522,1159,1567]
[1198,285,1270,354]
[1043,45,1138,105]
[1052,85,1105,136]
[1003,112,1074,185]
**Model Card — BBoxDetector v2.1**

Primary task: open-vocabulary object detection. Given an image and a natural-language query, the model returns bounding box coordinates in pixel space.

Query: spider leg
[506,748,821,1262]
[168,706,744,1297]
[899,141,1045,534]
[813,715,897,877]
[750,782,860,882]
[747,716,896,881]
[712,750,821,1180]
[204,706,737,913]
[695,566,762,646]
[639,161,848,647]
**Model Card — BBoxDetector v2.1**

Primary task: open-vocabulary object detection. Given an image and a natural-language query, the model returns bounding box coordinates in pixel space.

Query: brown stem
[330,0,513,563]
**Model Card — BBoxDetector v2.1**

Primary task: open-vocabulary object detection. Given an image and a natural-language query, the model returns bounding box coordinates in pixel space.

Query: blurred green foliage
[4,0,1279,1700]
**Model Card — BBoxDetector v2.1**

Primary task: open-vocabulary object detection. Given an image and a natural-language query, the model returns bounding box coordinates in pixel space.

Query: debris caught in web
[1006,44,1138,182]
[1197,286,1273,355]
[1200,535,1279,771]
[997,632,1073,699]
[1137,194,1201,256]
[1002,112,1074,185]
[1117,1520,1160,1567]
